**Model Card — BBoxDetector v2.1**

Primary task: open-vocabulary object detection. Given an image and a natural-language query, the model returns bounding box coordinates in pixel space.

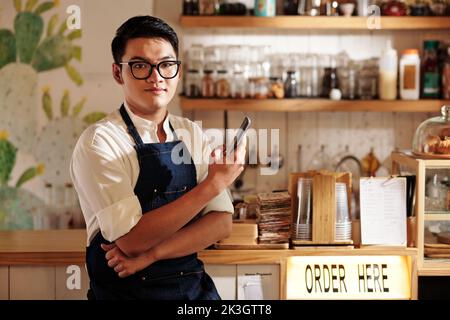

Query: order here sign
[286,255,412,300]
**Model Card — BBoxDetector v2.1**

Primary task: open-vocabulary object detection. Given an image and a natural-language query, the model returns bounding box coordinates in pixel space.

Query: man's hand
[101,243,156,278]
[206,137,246,194]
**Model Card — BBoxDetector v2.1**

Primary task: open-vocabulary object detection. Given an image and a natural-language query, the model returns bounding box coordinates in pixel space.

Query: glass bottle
[284,70,298,98]
[201,69,215,97]
[442,47,450,100]
[183,0,194,15]
[321,67,339,98]
[185,69,202,97]
[422,40,440,98]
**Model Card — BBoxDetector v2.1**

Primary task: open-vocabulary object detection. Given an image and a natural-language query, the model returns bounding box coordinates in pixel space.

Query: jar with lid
[412,105,450,157]
[422,40,440,98]
[284,71,298,98]
[231,71,247,99]
[249,77,269,99]
[400,49,420,100]
[201,69,215,97]
[443,47,450,100]
[358,58,378,100]
[185,69,202,97]
[215,70,231,98]
[268,77,284,99]
[199,0,218,15]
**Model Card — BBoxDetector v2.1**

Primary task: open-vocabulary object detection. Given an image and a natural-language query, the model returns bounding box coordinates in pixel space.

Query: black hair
[111,15,179,64]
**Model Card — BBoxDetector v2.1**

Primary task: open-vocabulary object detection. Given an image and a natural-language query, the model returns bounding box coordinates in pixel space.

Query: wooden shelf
[180,16,450,30]
[180,97,449,113]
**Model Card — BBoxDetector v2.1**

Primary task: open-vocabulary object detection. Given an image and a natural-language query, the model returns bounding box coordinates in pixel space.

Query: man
[70,15,245,300]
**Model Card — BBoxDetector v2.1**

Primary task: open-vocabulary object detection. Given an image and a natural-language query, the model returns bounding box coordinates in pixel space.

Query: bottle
[183,0,193,15]
[422,40,440,98]
[284,70,298,98]
[201,69,215,97]
[378,39,398,100]
[321,67,339,98]
[399,49,420,100]
[443,47,450,100]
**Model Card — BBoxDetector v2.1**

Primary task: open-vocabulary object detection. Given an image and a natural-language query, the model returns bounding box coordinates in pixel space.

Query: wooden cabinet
[392,151,450,276]
[9,266,55,300]
[5,264,89,300]
[0,267,8,300]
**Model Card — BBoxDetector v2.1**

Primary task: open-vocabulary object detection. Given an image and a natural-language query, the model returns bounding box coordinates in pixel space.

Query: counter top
[0,230,418,266]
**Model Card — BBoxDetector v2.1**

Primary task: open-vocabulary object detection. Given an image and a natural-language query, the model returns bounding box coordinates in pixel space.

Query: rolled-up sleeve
[70,129,142,243]
[193,124,234,216]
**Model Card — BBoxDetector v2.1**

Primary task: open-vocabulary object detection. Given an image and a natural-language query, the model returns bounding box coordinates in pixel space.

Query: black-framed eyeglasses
[118,60,181,80]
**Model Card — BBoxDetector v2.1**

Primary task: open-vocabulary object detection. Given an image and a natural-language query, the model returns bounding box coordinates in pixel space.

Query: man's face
[113,37,180,114]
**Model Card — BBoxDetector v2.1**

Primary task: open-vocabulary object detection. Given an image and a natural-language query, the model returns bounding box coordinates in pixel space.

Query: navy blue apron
[85,105,221,300]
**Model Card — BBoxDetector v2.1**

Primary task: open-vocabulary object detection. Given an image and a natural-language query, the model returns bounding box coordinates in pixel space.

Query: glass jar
[215,70,231,98]
[357,58,378,100]
[268,77,284,99]
[249,77,269,99]
[284,71,298,98]
[412,105,450,158]
[199,0,218,15]
[201,69,215,97]
[231,71,246,99]
[185,69,202,97]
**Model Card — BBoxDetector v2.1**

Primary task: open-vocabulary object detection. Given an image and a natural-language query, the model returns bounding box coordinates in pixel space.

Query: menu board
[360,177,407,246]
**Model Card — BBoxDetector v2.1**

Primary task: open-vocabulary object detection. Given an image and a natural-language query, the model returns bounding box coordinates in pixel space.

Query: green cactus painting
[0,130,45,230]
[34,88,106,186]
[0,0,83,154]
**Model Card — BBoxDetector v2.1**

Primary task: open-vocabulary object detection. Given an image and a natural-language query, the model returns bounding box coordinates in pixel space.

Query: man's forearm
[143,211,232,262]
[116,179,221,257]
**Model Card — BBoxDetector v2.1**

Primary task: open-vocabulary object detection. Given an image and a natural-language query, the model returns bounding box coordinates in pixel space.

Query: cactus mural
[0,0,83,154]
[0,130,45,230]
[34,87,106,186]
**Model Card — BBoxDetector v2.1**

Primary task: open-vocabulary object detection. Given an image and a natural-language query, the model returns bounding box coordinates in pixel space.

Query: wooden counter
[0,230,417,265]
[0,230,419,300]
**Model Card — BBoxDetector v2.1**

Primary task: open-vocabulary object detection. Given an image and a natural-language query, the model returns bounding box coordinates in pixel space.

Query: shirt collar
[123,102,173,141]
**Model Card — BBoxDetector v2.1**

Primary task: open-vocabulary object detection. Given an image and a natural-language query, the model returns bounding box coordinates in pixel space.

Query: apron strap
[119,104,144,146]
[169,121,179,140]
[119,104,179,145]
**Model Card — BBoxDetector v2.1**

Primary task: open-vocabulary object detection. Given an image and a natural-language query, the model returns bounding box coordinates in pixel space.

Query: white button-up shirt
[70,103,234,245]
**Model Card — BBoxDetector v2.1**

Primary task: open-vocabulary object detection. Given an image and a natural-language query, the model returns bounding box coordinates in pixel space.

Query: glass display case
[412,105,450,158]
[392,151,450,276]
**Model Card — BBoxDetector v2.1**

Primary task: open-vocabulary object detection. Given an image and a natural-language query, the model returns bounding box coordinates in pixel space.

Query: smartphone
[226,116,251,154]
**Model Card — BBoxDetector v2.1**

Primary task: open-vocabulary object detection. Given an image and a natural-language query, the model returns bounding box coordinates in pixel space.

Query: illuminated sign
[286,256,411,300]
